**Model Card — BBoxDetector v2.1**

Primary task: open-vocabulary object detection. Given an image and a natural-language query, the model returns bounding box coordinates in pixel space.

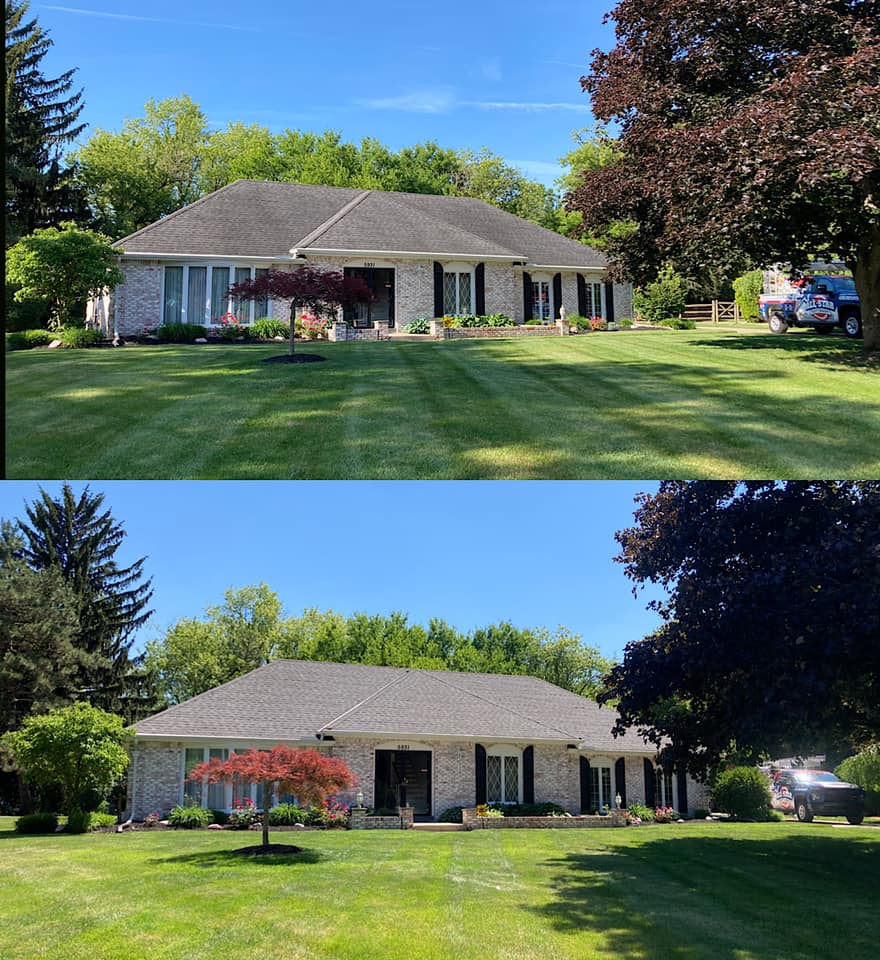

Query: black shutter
[522,271,533,320]
[553,273,562,320]
[615,758,627,808]
[579,756,591,813]
[523,746,535,804]
[475,744,487,805]
[676,769,688,815]
[577,274,587,316]
[604,281,615,323]
[475,262,485,316]
[644,759,656,807]
[433,261,444,317]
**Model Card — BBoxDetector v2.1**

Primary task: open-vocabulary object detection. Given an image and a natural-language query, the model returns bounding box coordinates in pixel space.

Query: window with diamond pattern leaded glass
[443,272,458,314]
[504,756,518,800]
[487,755,503,802]
[443,268,473,314]
[458,272,471,313]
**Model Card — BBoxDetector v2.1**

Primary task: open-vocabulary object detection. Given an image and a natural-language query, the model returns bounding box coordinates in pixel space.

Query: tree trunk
[288,300,297,357]
[262,780,270,849]
[853,223,880,353]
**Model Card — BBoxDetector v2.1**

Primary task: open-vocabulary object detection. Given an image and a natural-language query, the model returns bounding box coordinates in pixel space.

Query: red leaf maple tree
[570,0,880,351]
[187,745,356,849]
[229,266,374,356]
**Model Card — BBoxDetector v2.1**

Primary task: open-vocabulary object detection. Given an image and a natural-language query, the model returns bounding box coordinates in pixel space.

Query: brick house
[128,660,707,821]
[94,180,632,337]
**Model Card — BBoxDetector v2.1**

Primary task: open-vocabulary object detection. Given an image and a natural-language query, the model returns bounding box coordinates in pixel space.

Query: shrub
[456,314,515,328]
[437,806,464,823]
[6,328,54,351]
[228,797,261,829]
[567,315,591,331]
[251,317,290,340]
[210,809,229,826]
[60,326,103,348]
[483,806,505,818]
[524,319,543,325]
[168,805,213,828]
[65,807,91,833]
[712,766,772,820]
[836,745,880,816]
[495,802,567,818]
[143,812,162,827]
[633,264,687,322]
[87,811,117,830]
[627,803,655,822]
[658,316,696,330]
[14,812,58,834]
[653,806,680,823]
[295,313,328,339]
[618,318,634,328]
[268,803,311,825]
[154,323,207,343]
[692,807,710,819]
[216,322,249,341]
[732,268,764,321]
[588,316,606,332]
[402,317,431,334]
[312,797,350,828]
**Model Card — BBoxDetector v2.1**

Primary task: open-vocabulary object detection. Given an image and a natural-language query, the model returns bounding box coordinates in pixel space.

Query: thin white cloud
[461,100,592,113]
[38,4,263,33]
[359,89,591,114]
[538,59,588,70]
[357,90,457,114]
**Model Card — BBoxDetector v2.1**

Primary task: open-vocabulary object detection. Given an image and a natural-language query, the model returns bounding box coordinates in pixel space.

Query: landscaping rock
[49,339,62,349]
[195,338,208,343]
[208,822,224,830]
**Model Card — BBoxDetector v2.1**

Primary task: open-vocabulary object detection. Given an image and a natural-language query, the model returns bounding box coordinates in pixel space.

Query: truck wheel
[796,799,814,823]
[846,810,864,825]
[842,314,863,339]
[768,313,789,334]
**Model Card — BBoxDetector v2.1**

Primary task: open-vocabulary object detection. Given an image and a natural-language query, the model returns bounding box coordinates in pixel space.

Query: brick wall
[114,260,163,337]
[128,742,183,820]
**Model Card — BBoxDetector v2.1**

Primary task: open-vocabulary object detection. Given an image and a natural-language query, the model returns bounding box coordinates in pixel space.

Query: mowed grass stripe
[6,331,878,478]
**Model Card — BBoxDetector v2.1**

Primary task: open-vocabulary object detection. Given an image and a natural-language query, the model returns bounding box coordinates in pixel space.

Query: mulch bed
[262,353,326,364]
[229,843,304,856]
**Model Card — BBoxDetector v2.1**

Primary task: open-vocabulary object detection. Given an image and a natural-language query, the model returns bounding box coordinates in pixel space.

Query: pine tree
[5,0,88,245]
[14,485,156,720]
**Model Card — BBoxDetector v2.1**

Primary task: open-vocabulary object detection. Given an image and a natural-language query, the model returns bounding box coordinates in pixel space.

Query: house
[95,180,632,337]
[127,660,707,820]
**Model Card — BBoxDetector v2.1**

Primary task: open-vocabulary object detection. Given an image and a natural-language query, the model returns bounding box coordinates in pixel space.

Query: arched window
[655,765,675,808]
[486,745,521,804]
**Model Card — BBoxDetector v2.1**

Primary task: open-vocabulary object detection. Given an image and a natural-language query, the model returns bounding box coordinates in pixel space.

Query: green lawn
[1,821,877,960]
[5,329,879,478]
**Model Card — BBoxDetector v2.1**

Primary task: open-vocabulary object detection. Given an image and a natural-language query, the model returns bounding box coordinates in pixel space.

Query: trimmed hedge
[15,812,58,833]
[712,766,773,820]
[6,328,53,350]
[154,323,207,343]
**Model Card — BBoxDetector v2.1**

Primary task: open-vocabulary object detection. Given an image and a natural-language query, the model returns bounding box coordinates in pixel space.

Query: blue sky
[33,1,616,187]
[0,480,665,660]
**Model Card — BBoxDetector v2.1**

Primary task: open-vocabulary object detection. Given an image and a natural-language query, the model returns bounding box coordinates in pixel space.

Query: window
[162,263,273,326]
[583,281,604,319]
[532,279,552,322]
[183,748,205,806]
[588,757,615,812]
[205,748,228,809]
[655,766,674,807]
[442,264,473,315]
[486,746,521,803]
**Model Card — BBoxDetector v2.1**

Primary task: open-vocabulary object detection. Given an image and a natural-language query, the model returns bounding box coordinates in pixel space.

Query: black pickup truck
[771,770,865,824]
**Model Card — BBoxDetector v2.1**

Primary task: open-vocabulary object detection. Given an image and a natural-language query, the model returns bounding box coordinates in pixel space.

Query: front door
[344,267,395,328]
[374,749,431,816]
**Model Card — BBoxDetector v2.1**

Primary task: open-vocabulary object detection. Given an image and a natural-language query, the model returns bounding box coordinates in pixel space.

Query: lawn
[5,329,879,478]
[1,820,877,960]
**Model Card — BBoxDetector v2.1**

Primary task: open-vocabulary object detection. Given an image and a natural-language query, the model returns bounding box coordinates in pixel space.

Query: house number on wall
[396,744,410,751]
[363,262,376,268]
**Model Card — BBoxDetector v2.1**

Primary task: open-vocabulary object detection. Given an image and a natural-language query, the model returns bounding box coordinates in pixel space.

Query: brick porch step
[411,822,466,832]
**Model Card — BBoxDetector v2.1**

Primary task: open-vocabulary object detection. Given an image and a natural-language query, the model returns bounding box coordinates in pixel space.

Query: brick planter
[461,808,626,829]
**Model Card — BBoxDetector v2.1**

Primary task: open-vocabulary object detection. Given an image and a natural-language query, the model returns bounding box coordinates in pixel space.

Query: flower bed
[461,808,627,829]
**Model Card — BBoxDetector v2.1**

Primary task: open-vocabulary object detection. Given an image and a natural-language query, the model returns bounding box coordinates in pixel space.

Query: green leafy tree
[198,121,282,194]
[5,222,123,329]
[836,745,880,816]
[2,702,131,815]
[145,584,289,704]
[4,0,86,245]
[74,95,209,238]
[571,0,880,351]
[603,481,880,779]
[632,264,687,322]
[12,484,154,718]
[732,269,765,322]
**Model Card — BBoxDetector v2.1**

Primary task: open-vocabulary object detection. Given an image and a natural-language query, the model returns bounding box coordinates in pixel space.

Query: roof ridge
[294,189,373,249]
[114,179,246,249]
[383,192,524,258]
[417,671,579,741]
[317,667,411,734]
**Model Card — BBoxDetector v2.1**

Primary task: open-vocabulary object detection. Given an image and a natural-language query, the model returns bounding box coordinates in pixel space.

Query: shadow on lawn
[154,844,324,868]
[691,331,879,371]
[529,832,879,960]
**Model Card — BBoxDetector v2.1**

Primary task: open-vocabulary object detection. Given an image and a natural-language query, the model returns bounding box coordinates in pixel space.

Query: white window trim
[442,261,476,316]
[654,765,677,809]
[486,744,523,804]
[587,755,617,811]
[162,263,273,327]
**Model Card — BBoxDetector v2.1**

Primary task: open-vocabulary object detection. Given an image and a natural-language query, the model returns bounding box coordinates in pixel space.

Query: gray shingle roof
[134,660,647,753]
[116,180,607,269]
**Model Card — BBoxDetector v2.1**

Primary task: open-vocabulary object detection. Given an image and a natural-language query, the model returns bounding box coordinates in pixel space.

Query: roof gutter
[116,252,293,262]
[292,247,523,263]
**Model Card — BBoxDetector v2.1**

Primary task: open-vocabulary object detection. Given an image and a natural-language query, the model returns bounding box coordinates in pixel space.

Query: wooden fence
[683,301,741,323]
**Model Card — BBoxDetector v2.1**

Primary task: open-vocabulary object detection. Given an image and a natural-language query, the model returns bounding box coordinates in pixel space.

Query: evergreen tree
[13,485,155,720]
[5,0,87,245]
